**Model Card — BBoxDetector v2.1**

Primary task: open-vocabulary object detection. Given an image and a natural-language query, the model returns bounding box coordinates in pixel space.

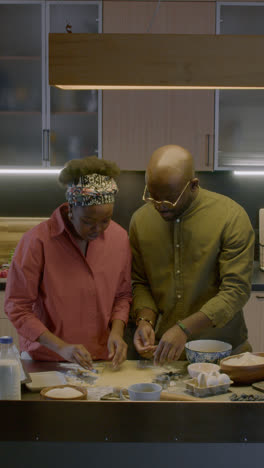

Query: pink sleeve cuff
[15,317,48,343]
[111,300,130,325]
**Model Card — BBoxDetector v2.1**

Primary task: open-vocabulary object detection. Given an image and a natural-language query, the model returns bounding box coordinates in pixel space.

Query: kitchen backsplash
[0,171,261,259]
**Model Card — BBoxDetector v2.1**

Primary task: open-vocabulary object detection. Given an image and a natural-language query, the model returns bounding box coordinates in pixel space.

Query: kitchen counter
[2,360,264,468]
[1,359,264,444]
[252,261,264,290]
[18,359,263,404]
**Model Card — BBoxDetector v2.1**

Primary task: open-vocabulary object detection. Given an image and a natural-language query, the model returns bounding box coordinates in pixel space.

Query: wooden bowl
[220,352,264,384]
[40,384,87,400]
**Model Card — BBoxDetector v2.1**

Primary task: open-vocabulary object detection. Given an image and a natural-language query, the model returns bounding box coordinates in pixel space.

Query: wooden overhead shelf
[49,33,264,89]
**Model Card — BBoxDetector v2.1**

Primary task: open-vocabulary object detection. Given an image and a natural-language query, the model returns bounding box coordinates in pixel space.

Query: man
[129,145,255,365]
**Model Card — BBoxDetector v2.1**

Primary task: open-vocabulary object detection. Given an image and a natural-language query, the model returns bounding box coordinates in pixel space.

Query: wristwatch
[136,316,154,328]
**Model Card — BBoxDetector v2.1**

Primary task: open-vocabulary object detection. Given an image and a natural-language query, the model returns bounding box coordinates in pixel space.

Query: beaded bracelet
[176,321,191,337]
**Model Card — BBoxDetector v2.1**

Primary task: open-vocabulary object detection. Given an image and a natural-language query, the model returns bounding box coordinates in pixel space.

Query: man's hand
[59,343,94,370]
[134,321,157,359]
[154,324,187,365]
[108,331,127,369]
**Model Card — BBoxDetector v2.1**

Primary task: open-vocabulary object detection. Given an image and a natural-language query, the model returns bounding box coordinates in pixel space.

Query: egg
[197,372,207,388]
[206,375,219,387]
[210,371,220,378]
[217,373,231,385]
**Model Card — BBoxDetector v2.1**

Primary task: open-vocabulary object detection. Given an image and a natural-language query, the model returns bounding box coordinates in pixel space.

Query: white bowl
[187,362,220,378]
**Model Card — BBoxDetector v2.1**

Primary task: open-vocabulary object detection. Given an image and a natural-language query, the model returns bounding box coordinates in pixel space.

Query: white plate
[25,371,66,392]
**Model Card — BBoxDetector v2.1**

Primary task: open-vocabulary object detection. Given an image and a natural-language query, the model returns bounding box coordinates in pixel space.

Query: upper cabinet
[0,2,43,166]
[215,2,264,170]
[102,1,216,171]
[0,0,102,168]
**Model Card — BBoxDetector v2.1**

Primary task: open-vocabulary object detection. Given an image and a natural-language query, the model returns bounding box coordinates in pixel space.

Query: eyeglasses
[142,180,191,210]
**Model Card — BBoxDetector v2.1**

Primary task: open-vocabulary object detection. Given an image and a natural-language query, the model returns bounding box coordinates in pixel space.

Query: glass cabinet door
[0,2,43,166]
[215,3,264,169]
[47,1,102,167]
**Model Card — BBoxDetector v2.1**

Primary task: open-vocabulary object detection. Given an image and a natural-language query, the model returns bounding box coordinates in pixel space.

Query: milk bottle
[0,336,21,400]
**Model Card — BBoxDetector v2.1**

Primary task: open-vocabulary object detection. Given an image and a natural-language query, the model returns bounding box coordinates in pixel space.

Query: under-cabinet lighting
[0,169,62,175]
[57,85,264,90]
[234,171,264,176]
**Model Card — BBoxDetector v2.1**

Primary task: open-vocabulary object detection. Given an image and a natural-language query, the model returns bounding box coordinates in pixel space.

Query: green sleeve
[200,206,255,327]
[129,214,158,319]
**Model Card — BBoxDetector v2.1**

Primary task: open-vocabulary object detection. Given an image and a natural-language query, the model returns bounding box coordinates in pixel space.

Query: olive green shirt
[129,188,255,349]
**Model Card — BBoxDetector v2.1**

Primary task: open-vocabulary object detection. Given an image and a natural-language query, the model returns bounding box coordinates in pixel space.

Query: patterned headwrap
[66,173,118,207]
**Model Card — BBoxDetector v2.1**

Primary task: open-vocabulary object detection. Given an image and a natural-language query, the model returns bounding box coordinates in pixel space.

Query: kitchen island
[2,360,264,467]
[2,263,264,467]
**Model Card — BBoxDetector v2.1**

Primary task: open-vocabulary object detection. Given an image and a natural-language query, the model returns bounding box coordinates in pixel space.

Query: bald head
[145,145,199,220]
[147,145,194,187]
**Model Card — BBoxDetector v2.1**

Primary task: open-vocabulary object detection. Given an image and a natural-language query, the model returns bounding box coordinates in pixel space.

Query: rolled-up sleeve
[199,206,255,327]
[5,232,48,341]
[111,235,132,325]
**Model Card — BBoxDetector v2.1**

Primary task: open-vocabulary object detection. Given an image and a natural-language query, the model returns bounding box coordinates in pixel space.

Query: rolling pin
[160,392,199,401]
[112,387,200,402]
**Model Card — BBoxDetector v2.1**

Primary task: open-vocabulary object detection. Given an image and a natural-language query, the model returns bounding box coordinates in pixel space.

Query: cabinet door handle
[205,134,210,166]
[42,129,50,163]
[256,296,264,300]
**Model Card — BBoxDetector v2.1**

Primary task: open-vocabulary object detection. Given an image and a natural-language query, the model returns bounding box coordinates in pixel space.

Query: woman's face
[70,204,114,242]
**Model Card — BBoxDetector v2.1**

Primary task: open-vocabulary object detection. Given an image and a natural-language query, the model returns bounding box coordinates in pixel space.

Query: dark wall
[0,170,262,235]
[114,171,264,234]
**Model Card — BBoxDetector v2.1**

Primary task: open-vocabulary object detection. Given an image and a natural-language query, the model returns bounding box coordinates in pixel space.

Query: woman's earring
[68,210,73,221]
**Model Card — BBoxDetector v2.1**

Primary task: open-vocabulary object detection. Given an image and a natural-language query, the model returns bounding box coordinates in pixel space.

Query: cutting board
[0,217,48,264]
[252,381,264,393]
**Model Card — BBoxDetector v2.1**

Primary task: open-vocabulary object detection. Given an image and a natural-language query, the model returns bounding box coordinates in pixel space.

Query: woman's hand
[58,343,94,370]
[107,331,127,369]
[37,330,93,370]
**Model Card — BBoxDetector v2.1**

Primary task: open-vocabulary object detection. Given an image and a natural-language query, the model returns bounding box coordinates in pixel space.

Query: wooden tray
[40,384,87,400]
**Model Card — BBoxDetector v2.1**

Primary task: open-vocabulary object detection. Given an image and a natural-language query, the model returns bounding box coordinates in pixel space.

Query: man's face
[71,204,113,241]
[146,178,196,221]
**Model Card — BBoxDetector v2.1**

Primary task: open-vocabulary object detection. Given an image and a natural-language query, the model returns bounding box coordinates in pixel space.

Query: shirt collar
[50,203,69,238]
[180,186,202,218]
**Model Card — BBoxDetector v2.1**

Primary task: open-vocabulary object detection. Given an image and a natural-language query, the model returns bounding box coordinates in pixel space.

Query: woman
[5,157,132,369]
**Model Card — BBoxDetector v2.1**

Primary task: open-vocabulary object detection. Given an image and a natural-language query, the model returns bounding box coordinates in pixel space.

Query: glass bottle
[0,336,21,400]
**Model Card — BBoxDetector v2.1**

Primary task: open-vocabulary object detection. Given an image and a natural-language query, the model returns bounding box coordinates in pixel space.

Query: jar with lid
[0,336,21,400]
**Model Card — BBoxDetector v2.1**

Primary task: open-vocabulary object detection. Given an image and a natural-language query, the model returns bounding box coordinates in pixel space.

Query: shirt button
[177,294,182,299]
[176,219,180,223]
[176,244,180,248]
[176,270,180,274]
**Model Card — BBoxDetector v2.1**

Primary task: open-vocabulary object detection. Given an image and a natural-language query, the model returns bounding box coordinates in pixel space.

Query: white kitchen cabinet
[0,0,102,168]
[243,291,264,352]
[215,2,264,170]
[0,288,19,348]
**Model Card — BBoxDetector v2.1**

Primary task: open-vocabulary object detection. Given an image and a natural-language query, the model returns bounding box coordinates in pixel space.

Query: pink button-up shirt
[5,204,132,361]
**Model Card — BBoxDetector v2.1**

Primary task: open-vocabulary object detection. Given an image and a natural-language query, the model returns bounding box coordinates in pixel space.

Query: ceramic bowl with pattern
[185,339,232,364]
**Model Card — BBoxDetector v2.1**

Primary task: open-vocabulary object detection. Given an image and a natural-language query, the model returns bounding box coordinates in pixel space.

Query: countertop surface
[252,261,264,290]
[20,359,264,403]
[2,359,264,444]
[0,361,264,444]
